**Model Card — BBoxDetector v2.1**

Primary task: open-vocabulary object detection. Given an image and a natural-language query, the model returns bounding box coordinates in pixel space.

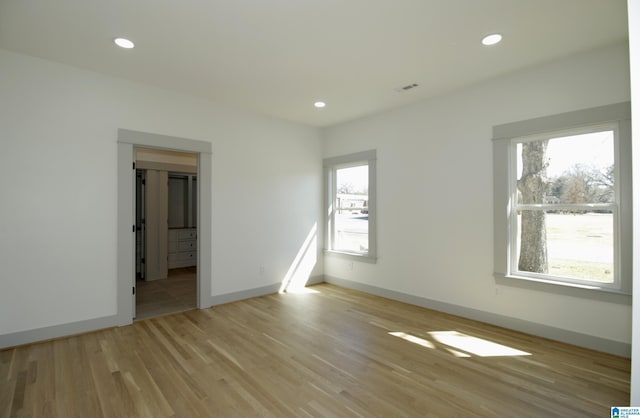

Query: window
[511,126,618,288]
[493,103,631,295]
[324,150,377,262]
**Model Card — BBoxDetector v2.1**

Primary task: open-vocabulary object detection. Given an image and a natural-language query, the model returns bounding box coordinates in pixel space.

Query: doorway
[134,148,198,319]
[116,129,212,327]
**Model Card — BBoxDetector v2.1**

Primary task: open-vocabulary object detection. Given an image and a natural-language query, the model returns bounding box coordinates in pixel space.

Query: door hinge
[133,162,136,170]
[132,225,136,232]
[133,286,136,295]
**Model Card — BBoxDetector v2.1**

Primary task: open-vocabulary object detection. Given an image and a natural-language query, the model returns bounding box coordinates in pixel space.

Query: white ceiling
[0,0,629,127]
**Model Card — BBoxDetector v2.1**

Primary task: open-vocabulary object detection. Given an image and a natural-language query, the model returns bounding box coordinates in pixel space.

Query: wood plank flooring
[0,284,630,417]
[135,267,197,320]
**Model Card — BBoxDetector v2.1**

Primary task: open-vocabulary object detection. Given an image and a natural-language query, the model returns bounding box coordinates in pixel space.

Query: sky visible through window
[517,130,614,179]
[337,165,368,193]
[335,164,369,254]
[514,129,616,283]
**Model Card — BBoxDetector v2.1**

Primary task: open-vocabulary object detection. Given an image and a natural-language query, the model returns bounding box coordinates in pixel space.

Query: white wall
[0,49,323,336]
[323,43,632,346]
[629,0,640,403]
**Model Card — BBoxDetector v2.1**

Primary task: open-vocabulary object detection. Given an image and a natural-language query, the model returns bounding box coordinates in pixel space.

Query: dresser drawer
[168,228,197,269]
[177,229,197,240]
[168,251,197,268]
[178,240,196,251]
[177,251,196,262]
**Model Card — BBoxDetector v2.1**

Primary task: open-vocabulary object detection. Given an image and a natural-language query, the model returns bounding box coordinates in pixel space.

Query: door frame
[117,129,212,325]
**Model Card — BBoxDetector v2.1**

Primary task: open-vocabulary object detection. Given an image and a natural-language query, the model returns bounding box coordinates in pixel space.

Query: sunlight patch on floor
[444,348,472,358]
[428,331,531,357]
[283,287,320,294]
[388,330,531,357]
[389,332,436,349]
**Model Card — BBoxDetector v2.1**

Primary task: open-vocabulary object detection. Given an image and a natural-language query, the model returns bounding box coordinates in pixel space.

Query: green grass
[548,259,613,283]
[518,213,614,283]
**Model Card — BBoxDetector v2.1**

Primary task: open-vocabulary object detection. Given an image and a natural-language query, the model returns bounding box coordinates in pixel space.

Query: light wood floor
[135,267,197,320]
[1,284,630,417]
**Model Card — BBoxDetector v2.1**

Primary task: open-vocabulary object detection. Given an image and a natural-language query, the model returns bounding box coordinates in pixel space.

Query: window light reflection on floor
[389,330,531,357]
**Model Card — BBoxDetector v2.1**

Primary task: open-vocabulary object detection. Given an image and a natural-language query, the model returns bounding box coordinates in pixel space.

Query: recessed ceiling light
[114,37,135,49]
[314,101,326,108]
[482,33,502,46]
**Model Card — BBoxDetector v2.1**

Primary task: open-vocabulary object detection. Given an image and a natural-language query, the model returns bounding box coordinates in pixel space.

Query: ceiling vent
[395,83,419,93]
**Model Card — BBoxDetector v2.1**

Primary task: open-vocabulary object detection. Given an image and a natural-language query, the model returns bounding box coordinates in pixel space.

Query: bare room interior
[1,0,639,416]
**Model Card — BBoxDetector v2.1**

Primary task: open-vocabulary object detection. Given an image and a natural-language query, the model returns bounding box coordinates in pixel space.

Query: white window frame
[324,150,377,263]
[493,102,632,298]
[508,123,621,290]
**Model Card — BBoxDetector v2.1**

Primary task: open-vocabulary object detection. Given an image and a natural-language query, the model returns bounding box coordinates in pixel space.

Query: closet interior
[134,147,198,319]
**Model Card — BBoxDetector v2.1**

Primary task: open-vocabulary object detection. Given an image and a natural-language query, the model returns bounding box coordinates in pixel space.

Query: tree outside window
[512,127,618,286]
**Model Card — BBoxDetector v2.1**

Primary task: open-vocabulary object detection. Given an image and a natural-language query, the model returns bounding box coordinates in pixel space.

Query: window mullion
[509,127,618,289]
[330,168,337,251]
[516,203,617,211]
[323,150,376,262]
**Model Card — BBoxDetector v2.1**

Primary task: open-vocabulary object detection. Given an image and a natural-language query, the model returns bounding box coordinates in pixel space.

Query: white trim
[0,315,119,349]
[493,102,632,297]
[627,0,640,402]
[118,129,211,153]
[517,203,616,211]
[503,273,630,295]
[2,274,629,356]
[0,275,325,349]
[117,142,135,325]
[323,150,376,168]
[508,124,621,291]
[323,150,377,263]
[492,102,631,141]
[117,129,213,327]
[324,275,631,357]
[323,249,378,264]
[510,121,619,144]
[210,284,282,306]
[210,276,325,306]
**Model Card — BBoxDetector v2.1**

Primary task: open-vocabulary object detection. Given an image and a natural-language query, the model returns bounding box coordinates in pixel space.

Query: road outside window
[324,150,377,262]
[334,165,369,254]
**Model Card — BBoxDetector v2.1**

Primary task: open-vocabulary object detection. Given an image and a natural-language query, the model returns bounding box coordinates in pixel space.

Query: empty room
[1,0,640,416]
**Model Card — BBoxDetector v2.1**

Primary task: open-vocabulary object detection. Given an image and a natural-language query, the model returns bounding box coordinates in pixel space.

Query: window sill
[494,273,631,304]
[324,249,377,264]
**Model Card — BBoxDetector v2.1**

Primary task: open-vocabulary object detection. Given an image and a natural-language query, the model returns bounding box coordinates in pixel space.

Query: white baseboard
[0,315,119,350]
[8,275,621,358]
[208,275,325,306]
[306,275,325,286]
[1,276,327,349]
[209,283,282,306]
[324,275,631,358]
